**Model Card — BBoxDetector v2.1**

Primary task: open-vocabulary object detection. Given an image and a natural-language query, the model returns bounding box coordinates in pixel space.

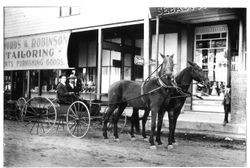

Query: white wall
[4,6,145,38]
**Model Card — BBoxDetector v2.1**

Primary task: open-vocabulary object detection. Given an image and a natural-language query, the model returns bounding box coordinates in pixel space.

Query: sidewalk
[142,110,246,141]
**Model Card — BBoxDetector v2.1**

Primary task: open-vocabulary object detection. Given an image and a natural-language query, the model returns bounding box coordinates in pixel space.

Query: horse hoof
[150,145,157,150]
[167,145,174,150]
[131,137,136,141]
[173,142,178,146]
[114,138,120,142]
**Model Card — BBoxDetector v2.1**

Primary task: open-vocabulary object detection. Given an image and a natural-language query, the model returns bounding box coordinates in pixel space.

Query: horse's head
[159,53,174,80]
[188,61,210,87]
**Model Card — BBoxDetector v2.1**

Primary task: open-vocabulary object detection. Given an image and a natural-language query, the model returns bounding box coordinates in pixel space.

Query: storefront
[4,7,247,126]
[4,23,145,101]
[148,7,247,124]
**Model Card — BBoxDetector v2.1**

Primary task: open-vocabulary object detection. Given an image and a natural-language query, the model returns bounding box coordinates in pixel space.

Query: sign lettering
[157,7,206,16]
[4,31,71,70]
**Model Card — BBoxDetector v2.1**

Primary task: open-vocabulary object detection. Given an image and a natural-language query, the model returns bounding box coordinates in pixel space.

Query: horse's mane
[174,66,192,85]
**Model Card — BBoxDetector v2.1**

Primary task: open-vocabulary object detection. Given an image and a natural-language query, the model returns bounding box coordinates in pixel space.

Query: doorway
[192,25,229,112]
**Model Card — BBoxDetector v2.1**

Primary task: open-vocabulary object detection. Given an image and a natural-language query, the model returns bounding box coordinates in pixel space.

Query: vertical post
[155,16,160,75]
[27,70,31,99]
[97,28,102,100]
[143,14,150,80]
[10,71,13,99]
[38,70,42,96]
[238,19,244,71]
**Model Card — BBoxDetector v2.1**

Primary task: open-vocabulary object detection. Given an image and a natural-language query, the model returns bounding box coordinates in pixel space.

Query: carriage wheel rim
[66,101,90,138]
[23,96,57,135]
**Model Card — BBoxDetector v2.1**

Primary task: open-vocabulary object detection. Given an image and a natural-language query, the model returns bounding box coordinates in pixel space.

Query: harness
[107,63,205,106]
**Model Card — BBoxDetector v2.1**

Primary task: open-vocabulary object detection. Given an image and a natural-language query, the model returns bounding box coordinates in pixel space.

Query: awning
[4,30,71,71]
[149,8,240,24]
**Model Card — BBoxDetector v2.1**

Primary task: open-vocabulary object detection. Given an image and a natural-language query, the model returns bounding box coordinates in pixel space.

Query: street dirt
[3,120,246,167]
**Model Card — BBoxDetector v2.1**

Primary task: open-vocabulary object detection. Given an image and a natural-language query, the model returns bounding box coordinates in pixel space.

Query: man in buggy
[56,74,101,116]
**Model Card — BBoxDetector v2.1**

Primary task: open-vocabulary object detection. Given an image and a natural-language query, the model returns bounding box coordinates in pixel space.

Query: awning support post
[97,28,103,100]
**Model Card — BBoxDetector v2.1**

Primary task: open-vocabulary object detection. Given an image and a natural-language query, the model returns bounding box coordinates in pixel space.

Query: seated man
[56,74,78,104]
[66,74,80,96]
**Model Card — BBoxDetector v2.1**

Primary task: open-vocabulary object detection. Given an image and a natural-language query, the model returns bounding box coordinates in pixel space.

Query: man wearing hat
[67,74,78,94]
[56,74,78,104]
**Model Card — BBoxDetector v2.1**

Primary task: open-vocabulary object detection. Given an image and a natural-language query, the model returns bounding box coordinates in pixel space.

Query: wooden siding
[4,7,145,38]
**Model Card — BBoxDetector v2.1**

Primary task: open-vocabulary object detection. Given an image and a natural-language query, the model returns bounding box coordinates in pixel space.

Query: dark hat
[68,74,76,79]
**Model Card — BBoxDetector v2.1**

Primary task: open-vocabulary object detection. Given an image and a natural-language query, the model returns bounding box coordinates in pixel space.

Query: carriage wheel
[66,101,90,138]
[107,109,127,134]
[23,96,57,135]
[16,97,27,121]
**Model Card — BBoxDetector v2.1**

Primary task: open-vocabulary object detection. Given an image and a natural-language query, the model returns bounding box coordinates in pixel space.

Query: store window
[4,71,12,100]
[30,70,39,96]
[78,40,97,93]
[194,25,228,97]
[41,70,59,93]
[102,50,121,93]
[151,33,178,77]
[124,53,132,80]
[81,67,97,93]
[30,70,59,98]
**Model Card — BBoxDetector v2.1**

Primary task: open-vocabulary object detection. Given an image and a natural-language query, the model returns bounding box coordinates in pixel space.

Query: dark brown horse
[130,61,210,149]
[103,54,174,148]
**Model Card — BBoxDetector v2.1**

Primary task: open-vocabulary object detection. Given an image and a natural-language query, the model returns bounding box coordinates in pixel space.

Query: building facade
[4,7,247,128]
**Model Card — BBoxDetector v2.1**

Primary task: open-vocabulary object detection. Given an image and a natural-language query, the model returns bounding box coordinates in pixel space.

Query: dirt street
[4,120,246,167]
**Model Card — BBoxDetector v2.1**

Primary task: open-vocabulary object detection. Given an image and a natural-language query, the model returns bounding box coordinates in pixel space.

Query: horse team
[102,54,210,149]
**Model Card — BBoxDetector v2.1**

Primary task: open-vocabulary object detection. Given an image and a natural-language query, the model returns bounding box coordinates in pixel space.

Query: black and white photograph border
[1,0,249,167]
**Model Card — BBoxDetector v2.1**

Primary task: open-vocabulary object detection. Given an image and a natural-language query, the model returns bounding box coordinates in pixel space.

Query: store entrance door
[192,25,229,113]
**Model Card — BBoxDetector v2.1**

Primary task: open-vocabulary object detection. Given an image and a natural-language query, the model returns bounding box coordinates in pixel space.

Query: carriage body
[16,95,127,138]
[19,96,91,138]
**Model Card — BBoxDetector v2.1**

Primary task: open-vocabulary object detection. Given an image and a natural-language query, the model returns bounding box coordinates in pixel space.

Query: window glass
[41,70,58,93]
[60,7,70,17]
[202,33,220,39]
[30,70,39,93]
[71,6,80,15]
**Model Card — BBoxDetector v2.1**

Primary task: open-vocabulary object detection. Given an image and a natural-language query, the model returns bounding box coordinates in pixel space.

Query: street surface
[4,120,246,167]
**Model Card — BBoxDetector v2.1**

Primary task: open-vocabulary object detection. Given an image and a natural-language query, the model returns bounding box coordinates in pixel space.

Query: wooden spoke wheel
[107,109,127,134]
[23,96,57,135]
[66,101,90,138]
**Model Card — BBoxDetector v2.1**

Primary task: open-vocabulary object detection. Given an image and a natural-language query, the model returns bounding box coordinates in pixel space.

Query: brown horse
[130,61,210,149]
[102,54,174,148]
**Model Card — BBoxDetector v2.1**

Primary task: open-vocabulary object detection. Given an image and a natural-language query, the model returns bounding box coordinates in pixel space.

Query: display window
[194,25,228,97]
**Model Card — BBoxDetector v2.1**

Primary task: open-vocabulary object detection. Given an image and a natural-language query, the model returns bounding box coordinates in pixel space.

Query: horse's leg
[141,109,150,139]
[172,110,181,145]
[113,104,127,140]
[167,109,175,149]
[156,110,166,145]
[103,105,118,139]
[130,108,139,139]
[149,107,159,149]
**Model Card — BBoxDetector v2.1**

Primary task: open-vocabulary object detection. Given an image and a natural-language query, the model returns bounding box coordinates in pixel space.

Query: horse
[102,54,174,149]
[130,61,210,149]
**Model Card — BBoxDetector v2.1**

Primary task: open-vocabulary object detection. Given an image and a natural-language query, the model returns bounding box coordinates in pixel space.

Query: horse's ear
[188,61,195,67]
[160,53,165,58]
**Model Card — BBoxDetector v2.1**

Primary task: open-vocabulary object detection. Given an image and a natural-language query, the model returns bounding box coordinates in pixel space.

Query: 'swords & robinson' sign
[4,31,71,70]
